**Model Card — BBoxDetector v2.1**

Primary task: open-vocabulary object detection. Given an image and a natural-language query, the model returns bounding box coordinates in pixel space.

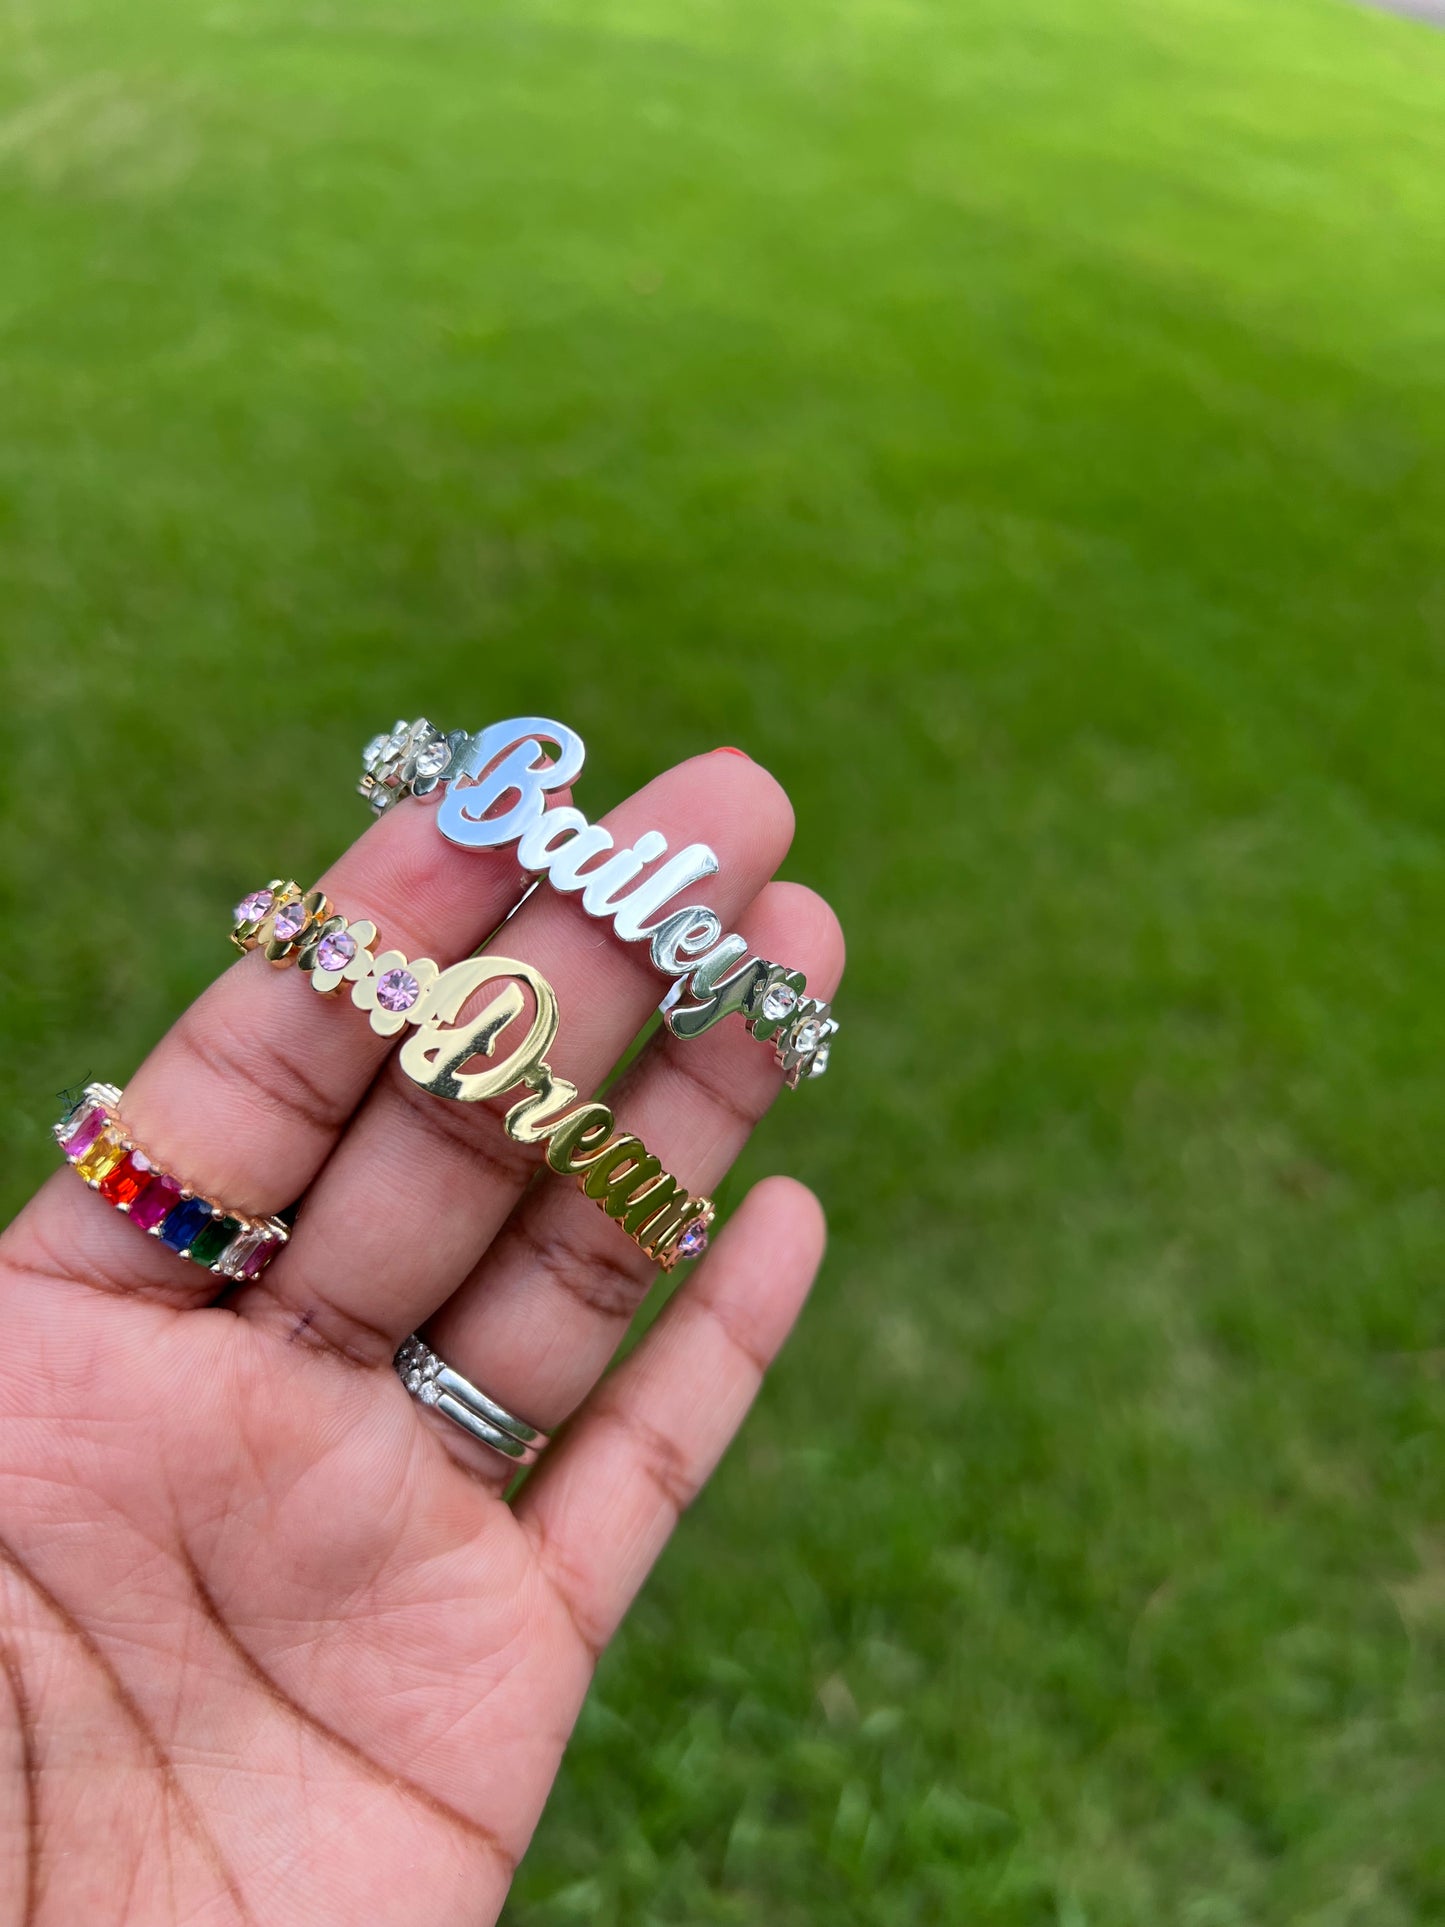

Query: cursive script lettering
[426,719,830,1081]
[395,954,708,1265]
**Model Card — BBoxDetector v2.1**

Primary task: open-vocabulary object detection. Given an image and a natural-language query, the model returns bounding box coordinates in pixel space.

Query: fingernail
[715,746,750,759]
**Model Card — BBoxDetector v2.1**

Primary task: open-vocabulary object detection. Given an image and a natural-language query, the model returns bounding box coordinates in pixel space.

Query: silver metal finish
[358,719,470,814]
[79,1079,123,1110]
[394,1336,551,1467]
[357,716,840,1085]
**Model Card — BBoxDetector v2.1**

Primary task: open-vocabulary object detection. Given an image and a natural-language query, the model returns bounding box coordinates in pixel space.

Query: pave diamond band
[394,1337,551,1466]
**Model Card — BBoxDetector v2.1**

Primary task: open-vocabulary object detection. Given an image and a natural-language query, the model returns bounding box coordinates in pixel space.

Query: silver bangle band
[394,1336,551,1467]
[356,716,838,1088]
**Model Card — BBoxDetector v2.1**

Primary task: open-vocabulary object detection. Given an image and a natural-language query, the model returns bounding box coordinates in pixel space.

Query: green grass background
[4,0,1445,1917]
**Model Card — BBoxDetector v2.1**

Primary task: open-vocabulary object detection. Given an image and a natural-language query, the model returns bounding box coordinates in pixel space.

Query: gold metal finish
[230,898,713,1269]
[264,888,333,965]
[230,879,301,954]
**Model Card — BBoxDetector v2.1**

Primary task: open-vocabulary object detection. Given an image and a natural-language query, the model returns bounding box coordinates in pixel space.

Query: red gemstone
[129,1172,182,1232]
[99,1149,155,1208]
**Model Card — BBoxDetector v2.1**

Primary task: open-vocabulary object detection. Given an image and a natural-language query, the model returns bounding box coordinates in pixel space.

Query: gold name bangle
[231,882,714,1269]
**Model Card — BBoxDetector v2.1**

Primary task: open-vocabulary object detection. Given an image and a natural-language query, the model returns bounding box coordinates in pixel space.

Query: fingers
[515,1177,826,1656]
[18,801,540,1309]
[415,878,844,1478]
[132,804,545,1205]
[234,750,799,1360]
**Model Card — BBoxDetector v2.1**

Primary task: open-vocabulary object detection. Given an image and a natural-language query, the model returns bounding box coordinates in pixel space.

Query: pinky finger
[515,1176,826,1659]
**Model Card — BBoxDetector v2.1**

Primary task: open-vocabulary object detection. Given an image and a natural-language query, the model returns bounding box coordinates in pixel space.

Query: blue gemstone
[159,1196,214,1254]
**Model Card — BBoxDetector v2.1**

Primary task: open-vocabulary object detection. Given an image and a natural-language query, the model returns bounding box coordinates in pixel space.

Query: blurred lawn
[4,0,1445,1918]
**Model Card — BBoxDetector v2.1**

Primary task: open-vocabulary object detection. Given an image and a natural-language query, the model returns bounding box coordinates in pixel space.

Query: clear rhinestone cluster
[774,997,838,1086]
[358,718,457,813]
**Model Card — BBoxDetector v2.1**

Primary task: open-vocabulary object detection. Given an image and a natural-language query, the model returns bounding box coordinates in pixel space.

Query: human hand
[0,750,843,1925]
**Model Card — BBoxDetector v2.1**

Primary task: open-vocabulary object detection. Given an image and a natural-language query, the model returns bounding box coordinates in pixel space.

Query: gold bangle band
[230,881,714,1269]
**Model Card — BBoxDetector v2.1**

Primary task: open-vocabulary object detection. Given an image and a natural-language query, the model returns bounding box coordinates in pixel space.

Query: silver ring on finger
[394,1336,551,1467]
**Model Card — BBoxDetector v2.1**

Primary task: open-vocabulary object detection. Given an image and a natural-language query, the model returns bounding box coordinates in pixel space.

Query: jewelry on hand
[394,1336,551,1466]
[358,718,470,815]
[354,717,838,1087]
[55,1082,290,1278]
[231,885,715,1270]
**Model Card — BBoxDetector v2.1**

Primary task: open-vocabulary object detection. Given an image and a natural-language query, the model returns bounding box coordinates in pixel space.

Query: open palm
[0,751,842,1925]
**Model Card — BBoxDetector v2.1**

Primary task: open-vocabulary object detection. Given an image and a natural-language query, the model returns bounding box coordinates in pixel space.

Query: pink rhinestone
[60,1104,106,1159]
[316,931,358,972]
[235,888,275,923]
[272,901,307,941]
[676,1220,710,1262]
[129,1172,182,1232]
[238,1236,281,1280]
[376,968,420,1013]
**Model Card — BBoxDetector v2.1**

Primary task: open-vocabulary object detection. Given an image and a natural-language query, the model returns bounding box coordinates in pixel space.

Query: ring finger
[414,877,844,1479]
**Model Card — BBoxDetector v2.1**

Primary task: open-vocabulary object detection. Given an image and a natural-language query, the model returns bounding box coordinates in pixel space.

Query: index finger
[25,778,552,1307]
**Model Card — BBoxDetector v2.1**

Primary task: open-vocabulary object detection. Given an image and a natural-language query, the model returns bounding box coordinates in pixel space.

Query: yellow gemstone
[76,1127,126,1185]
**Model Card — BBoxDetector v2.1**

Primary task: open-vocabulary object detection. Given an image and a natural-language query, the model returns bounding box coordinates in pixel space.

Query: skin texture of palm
[0,749,841,1926]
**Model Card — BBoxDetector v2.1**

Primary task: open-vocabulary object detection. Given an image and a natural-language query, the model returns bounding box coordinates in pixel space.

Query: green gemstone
[188,1215,240,1268]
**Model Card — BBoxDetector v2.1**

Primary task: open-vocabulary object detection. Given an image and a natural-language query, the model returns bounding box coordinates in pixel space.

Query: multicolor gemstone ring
[230,882,716,1271]
[55,1082,290,1280]
[355,716,839,1089]
[394,1336,551,1467]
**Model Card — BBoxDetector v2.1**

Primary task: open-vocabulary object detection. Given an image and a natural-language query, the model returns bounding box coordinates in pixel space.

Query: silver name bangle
[357,717,837,1087]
